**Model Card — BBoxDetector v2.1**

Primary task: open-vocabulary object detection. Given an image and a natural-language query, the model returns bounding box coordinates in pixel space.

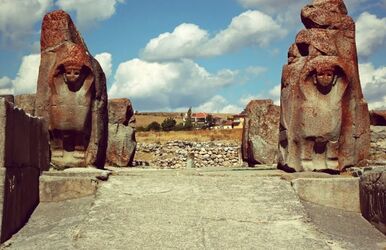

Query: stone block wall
[0,99,50,242]
[135,141,240,168]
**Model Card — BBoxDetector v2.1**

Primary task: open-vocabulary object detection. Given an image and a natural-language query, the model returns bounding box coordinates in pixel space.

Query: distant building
[232,112,246,129]
[192,112,208,125]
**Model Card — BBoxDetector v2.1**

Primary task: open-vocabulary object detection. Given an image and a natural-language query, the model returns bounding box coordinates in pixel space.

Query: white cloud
[142,10,286,61]
[108,59,239,111]
[194,95,242,114]
[359,63,386,110]
[142,23,209,61]
[356,12,386,58]
[0,54,40,95]
[13,54,41,95]
[236,0,373,28]
[239,94,263,106]
[0,77,14,95]
[0,0,52,47]
[56,0,124,28]
[244,66,267,76]
[95,52,112,79]
[269,84,281,104]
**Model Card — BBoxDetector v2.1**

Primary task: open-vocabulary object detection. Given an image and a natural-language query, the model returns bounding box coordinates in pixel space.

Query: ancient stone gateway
[35,10,108,169]
[278,0,370,172]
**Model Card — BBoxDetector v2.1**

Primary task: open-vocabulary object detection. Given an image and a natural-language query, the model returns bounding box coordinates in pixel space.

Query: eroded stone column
[278,0,370,172]
[106,98,137,167]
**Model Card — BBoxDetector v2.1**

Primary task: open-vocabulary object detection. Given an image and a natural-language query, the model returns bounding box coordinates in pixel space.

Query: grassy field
[136,128,243,143]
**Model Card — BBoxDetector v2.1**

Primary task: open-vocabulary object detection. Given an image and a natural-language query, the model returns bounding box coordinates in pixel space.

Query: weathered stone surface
[108,98,134,125]
[278,0,370,172]
[4,169,386,249]
[39,176,98,202]
[107,124,136,167]
[241,100,280,165]
[35,10,108,169]
[0,99,50,243]
[14,94,36,116]
[370,110,386,126]
[106,98,136,167]
[360,168,386,234]
[292,177,360,212]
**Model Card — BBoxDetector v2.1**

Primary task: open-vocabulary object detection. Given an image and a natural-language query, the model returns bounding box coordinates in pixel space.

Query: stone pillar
[278,0,370,172]
[241,100,280,166]
[106,99,137,167]
[0,98,50,242]
[35,10,108,169]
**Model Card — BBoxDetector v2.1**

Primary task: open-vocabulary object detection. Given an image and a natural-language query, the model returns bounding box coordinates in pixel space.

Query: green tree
[184,107,193,130]
[174,122,185,131]
[147,121,161,131]
[161,117,177,131]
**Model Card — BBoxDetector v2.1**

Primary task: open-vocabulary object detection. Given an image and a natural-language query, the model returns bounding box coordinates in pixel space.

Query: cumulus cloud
[236,0,372,27]
[0,0,52,47]
[0,77,14,95]
[108,59,239,111]
[193,95,242,114]
[56,0,124,28]
[356,12,386,58]
[359,63,386,110]
[95,52,112,79]
[0,54,40,95]
[142,10,286,61]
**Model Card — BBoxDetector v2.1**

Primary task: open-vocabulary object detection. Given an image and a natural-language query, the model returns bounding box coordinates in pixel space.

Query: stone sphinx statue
[278,0,370,172]
[35,10,108,168]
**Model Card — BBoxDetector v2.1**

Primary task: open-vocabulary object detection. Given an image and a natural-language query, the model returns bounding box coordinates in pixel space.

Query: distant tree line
[136,107,218,132]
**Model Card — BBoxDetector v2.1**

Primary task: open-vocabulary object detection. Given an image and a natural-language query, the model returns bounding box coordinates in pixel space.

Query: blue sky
[0,0,385,113]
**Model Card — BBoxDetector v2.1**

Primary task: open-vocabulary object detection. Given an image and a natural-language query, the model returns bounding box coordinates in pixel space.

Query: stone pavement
[2,168,386,249]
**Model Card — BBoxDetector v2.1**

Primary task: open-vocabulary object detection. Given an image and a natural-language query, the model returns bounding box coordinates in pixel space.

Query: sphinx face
[316,70,335,87]
[313,67,337,95]
[64,67,81,83]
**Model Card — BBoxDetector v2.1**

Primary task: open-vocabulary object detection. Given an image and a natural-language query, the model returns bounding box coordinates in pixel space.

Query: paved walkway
[3,168,385,249]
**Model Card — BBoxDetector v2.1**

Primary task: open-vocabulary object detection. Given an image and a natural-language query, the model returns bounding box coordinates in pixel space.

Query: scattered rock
[135,140,240,169]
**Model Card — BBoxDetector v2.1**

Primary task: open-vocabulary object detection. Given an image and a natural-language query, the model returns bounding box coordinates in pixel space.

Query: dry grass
[136,128,243,144]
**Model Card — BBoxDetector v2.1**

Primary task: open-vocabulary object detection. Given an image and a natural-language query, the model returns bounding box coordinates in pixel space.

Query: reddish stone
[35,10,108,169]
[241,100,280,165]
[370,110,386,126]
[278,0,370,172]
[108,98,135,126]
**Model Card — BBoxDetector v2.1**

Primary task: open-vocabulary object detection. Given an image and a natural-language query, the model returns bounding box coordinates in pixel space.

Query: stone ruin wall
[0,99,50,243]
[135,141,240,169]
